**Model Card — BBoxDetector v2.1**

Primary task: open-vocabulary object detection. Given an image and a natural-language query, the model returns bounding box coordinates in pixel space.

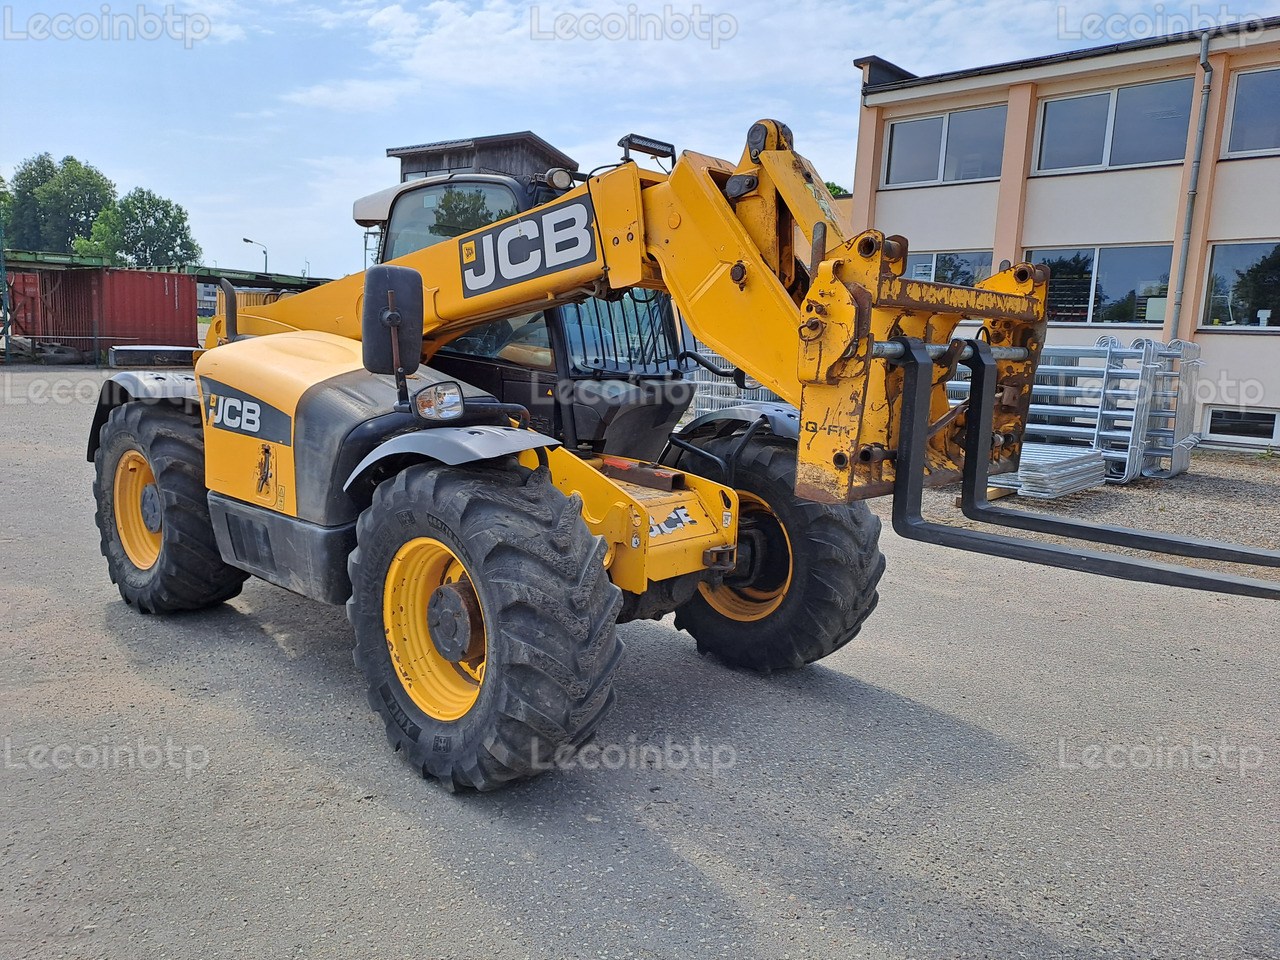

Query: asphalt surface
[1,367,1276,960]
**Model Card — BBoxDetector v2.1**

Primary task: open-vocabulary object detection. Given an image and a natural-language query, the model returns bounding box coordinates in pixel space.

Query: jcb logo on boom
[460,196,597,298]
[208,395,261,432]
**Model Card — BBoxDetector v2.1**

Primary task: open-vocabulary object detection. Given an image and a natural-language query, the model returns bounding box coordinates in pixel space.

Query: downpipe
[1170,33,1213,334]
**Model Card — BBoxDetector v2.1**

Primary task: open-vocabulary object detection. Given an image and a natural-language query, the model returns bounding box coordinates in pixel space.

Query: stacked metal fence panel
[685,342,783,417]
[987,444,1108,498]
[1142,339,1201,479]
[688,333,1199,492]
[947,336,1201,485]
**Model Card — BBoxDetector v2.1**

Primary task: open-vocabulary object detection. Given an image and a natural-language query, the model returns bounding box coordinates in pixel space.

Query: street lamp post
[242,238,268,273]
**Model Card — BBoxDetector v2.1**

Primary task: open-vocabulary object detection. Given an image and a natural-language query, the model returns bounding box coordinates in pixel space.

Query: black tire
[674,434,884,671]
[346,462,624,791]
[93,402,248,613]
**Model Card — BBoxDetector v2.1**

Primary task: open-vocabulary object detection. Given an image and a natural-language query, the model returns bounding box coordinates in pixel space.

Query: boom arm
[220,119,1048,508]
[213,119,1280,599]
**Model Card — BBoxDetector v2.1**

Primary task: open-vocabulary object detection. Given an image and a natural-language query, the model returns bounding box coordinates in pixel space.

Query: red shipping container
[100,270,197,351]
[6,268,196,358]
[6,271,45,335]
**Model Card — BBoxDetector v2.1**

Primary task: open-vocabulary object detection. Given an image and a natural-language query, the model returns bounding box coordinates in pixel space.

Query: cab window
[438,313,556,371]
[561,291,682,375]
[382,183,518,261]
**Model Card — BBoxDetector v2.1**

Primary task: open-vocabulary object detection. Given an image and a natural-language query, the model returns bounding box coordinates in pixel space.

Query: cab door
[430,313,562,437]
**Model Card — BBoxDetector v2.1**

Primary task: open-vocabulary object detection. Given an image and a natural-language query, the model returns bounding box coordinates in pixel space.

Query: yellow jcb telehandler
[89,122,1279,790]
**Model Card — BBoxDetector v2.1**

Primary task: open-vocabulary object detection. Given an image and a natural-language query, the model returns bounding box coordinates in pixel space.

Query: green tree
[0,173,11,238]
[824,180,850,197]
[1038,253,1099,323]
[74,188,202,267]
[431,187,502,238]
[33,157,115,253]
[7,153,58,250]
[934,253,978,286]
[1230,243,1280,326]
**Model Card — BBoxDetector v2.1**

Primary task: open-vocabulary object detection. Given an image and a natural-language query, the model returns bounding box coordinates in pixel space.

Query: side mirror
[361,264,424,377]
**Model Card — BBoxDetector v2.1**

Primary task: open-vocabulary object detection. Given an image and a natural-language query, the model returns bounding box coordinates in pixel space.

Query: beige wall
[1022,167,1184,248]
[1206,158,1280,240]
[854,26,1280,444]
[873,181,999,252]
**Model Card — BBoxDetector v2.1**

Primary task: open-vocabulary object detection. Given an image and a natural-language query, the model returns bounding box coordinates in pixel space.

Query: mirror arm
[383,290,412,413]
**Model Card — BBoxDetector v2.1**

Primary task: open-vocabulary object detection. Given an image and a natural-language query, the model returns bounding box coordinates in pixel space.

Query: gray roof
[385,130,578,170]
[856,15,1280,95]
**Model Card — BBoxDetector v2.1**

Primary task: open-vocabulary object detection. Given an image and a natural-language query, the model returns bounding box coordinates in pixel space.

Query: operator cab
[354,174,697,461]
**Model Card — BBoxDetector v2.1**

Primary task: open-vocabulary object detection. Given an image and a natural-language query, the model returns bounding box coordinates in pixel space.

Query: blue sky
[1,0,1270,278]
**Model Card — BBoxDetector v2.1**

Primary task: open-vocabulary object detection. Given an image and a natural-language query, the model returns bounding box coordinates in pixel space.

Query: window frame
[1198,238,1280,331]
[1033,77,1195,175]
[1201,406,1280,446]
[1222,66,1280,159]
[903,250,995,285]
[880,103,1007,189]
[1024,243,1175,326]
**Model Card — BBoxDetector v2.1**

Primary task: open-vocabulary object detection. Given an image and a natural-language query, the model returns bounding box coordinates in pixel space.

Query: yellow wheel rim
[113,449,162,571]
[699,491,793,623]
[383,537,487,722]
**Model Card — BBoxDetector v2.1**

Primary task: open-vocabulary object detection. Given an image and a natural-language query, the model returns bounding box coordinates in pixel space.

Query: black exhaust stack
[219,278,238,340]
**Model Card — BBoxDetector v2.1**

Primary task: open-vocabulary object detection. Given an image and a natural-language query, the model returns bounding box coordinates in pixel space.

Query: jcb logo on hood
[460,196,597,297]
[211,396,260,432]
[200,378,292,446]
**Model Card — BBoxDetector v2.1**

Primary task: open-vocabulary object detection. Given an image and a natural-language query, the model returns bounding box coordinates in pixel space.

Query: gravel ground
[1,368,1276,959]
[869,449,1280,581]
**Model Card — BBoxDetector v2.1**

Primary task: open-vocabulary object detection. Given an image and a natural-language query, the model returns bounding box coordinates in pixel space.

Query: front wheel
[92,402,248,613]
[674,434,884,671]
[346,462,623,791]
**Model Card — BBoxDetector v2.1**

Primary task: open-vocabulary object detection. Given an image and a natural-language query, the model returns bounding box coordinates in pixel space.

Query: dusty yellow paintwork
[516,448,738,595]
[113,449,162,569]
[383,536,486,721]
[790,232,1048,501]
[194,331,366,516]
[199,118,1047,598]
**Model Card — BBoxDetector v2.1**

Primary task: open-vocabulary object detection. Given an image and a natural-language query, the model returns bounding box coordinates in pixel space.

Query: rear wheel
[93,402,248,613]
[347,462,623,791]
[674,434,884,671]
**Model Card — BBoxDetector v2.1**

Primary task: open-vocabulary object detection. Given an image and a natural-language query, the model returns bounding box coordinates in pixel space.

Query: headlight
[546,167,575,191]
[413,382,465,421]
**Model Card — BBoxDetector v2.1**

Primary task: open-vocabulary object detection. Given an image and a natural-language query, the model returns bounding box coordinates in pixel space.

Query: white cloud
[281,77,421,111]
[30,0,1260,274]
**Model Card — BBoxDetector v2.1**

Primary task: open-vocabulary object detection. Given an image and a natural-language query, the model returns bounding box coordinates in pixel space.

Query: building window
[1026,245,1172,324]
[1204,408,1280,445]
[885,104,1006,186]
[1227,68,1280,156]
[1202,242,1280,328]
[1037,78,1194,172]
[904,251,994,285]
